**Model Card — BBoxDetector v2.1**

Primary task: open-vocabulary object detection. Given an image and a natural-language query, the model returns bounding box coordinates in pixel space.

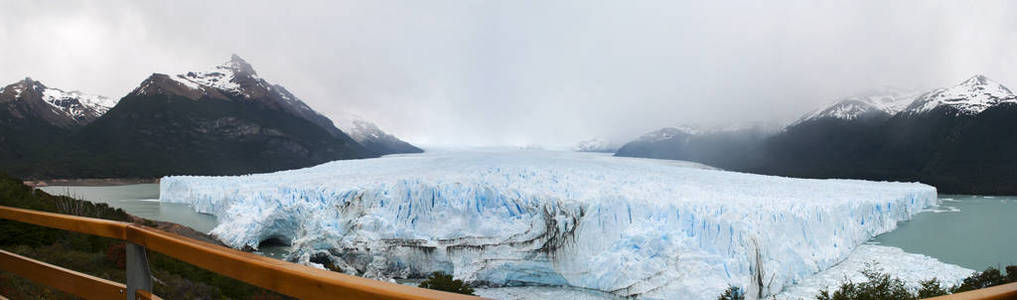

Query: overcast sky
[2,1,1016,147]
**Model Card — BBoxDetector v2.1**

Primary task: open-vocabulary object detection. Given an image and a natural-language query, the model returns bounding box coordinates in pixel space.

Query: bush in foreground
[952,266,1016,293]
[809,263,1017,300]
[816,266,914,300]
[418,272,475,295]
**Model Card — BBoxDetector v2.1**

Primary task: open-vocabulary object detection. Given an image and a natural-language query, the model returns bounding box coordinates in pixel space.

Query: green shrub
[953,266,1017,293]
[916,278,949,298]
[418,272,475,295]
[815,264,914,300]
[811,263,1017,300]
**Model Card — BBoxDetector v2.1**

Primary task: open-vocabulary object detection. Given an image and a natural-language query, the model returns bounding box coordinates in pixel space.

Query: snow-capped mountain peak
[333,114,383,142]
[333,113,423,155]
[903,75,1016,116]
[126,54,422,156]
[796,88,920,124]
[3,77,115,123]
[177,55,262,97]
[225,54,257,76]
[133,55,292,102]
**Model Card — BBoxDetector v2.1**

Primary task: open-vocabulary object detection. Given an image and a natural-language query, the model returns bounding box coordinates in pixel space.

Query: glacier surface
[161,149,937,299]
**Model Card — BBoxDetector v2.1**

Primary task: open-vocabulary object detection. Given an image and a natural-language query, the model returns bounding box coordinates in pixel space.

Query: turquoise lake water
[38,184,218,233]
[870,194,1017,271]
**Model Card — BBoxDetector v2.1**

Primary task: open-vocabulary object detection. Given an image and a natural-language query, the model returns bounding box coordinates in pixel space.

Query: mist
[3,0,1016,147]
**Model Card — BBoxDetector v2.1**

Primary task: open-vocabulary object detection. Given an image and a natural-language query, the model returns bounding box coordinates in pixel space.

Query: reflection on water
[871,194,1017,270]
[38,184,219,233]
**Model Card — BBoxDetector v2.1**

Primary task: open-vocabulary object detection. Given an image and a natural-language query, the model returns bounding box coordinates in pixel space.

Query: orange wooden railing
[0,205,483,300]
[2,204,1013,300]
[925,282,1017,300]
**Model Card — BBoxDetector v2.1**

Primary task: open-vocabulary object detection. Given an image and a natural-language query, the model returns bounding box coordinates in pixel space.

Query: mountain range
[616,75,1017,194]
[0,55,421,179]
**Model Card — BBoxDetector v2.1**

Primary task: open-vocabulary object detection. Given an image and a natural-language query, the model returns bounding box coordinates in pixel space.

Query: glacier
[160,149,938,299]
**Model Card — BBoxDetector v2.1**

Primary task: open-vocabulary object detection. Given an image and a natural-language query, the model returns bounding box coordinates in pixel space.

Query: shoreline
[23,178,160,187]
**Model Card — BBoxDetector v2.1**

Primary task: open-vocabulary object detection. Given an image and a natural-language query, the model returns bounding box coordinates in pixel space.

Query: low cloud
[3,0,1016,147]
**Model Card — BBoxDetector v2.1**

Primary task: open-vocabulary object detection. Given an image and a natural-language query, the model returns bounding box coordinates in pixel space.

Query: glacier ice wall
[160,150,937,299]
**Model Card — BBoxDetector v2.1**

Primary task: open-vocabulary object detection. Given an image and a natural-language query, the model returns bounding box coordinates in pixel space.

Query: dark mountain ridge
[617,75,1017,195]
[0,55,421,179]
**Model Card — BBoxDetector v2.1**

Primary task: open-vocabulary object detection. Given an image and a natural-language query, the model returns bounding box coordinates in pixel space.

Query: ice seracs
[902,75,1017,116]
[162,150,941,299]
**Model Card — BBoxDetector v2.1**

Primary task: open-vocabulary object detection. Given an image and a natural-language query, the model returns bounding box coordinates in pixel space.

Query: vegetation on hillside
[418,271,475,295]
[713,263,1017,300]
[813,264,1017,300]
[0,173,290,299]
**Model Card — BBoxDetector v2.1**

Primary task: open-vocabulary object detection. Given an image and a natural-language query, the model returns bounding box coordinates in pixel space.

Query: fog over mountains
[3,1,1016,147]
[617,75,1017,194]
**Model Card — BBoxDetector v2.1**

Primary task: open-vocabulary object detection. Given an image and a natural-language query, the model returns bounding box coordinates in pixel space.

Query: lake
[870,194,1017,271]
[38,184,218,233]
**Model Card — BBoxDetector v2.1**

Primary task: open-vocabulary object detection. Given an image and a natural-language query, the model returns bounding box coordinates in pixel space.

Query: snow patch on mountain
[903,75,1017,116]
[333,113,422,155]
[178,55,253,97]
[167,74,203,91]
[7,78,115,121]
[635,123,777,143]
[574,138,617,153]
[796,88,920,124]
[333,114,387,143]
[635,126,701,142]
[161,150,938,299]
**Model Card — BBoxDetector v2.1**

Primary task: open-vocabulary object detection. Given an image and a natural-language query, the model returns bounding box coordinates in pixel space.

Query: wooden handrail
[0,249,126,299]
[0,205,127,239]
[0,205,484,300]
[6,205,1017,300]
[925,282,1017,300]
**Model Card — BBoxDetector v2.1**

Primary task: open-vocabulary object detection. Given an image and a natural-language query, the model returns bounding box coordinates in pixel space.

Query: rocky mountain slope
[0,78,117,176]
[614,124,774,170]
[334,114,422,156]
[65,55,373,177]
[617,75,1017,194]
[0,55,423,179]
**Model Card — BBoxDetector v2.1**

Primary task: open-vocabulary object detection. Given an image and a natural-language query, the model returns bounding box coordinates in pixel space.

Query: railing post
[126,242,153,300]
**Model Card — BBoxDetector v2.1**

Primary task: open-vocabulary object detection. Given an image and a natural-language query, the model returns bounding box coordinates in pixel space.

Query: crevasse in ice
[160,150,937,299]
